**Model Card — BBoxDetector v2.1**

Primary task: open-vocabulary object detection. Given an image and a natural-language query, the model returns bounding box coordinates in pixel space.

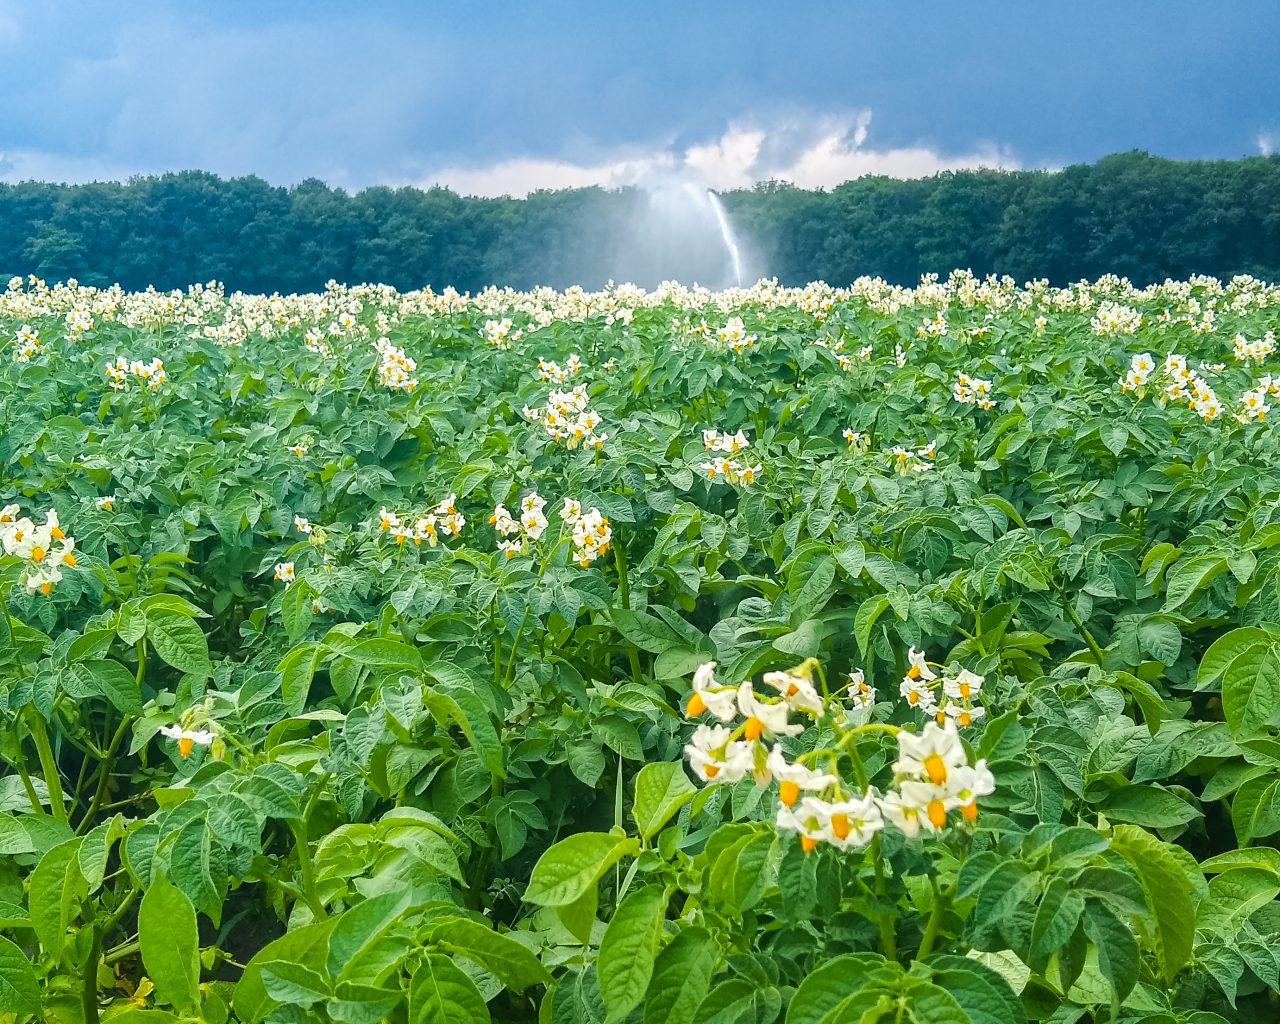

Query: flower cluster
[1121,352,1222,421]
[561,498,611,567]
[377,495,465,548]
[1232,331,1276,363]
[13,324,39,362]
[700,429,761,485]
[65,308,94,335]
[683,659,995,852]
[374,336,418,392]
[484,318,522,349]
[104,356,166,391]
[522,385,607,451]
[716,316,756,352]
[491,492,549,558]
[273,561,295,586]
[842,429,869,451]
[303,330,333,357]
[1091,301,1142,335]
[889,441,936,475]
[953,371,994,409]
[535,354,582,382]
[916,313,947,338]
[897,648,987,728]
[1237,385,1271,423]
[1,505,76,595]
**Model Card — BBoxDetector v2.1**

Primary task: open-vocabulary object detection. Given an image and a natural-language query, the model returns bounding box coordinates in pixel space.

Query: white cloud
[1259,131,1277,156]
[422,111,1019,197]
[0,148,142,185]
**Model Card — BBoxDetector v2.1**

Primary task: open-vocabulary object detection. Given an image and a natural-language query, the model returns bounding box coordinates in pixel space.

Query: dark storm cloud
[0,0,1275,193]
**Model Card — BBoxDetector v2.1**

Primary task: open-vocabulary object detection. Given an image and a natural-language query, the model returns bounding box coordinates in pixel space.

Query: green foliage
[1,270,1279,1023]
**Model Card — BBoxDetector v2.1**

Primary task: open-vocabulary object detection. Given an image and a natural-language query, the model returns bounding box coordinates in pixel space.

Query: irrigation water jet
[609,177,758,289]
[705,189,744,288]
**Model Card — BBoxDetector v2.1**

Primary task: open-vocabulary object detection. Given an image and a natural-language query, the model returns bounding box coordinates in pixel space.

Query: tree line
[4,150,1280,292]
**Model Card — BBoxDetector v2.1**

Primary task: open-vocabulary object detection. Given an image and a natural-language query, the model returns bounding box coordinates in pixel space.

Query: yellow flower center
[686,692,707,717]
[927,799,948,828]
[779,780,800,807]
[31,546,44,562]
[923,753,948,785]
[830,813,850,840]
[178,737,194,757]
[800,834,819,854]
[743,716,764,740]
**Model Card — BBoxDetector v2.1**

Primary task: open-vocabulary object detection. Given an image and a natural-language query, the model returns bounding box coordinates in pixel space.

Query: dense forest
[4,150,1280,291]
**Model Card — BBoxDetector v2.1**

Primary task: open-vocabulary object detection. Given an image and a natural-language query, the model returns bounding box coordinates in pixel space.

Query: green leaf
[327,891,412,981]
[28,837,84,961]
[139,873,201,1012]
[1197,627,1269,689]
[610,607,686,654]
[277,641,323,716]
[432,918,551,990]
[1028,877,1085,970]
[644,927,717,1024]
[0,935,40,1016]
[1109,825,1195,985]
[425,682,505,778]
[598,884,668,1022]
[146,607,212,677]
[904,980,971,1024]
[854,595,892,656]
[233,920,336,1022]
[924,956,1024,1024]
[408,953,489,1024]
[1163,555,1227,611]
[1100,784,1200,829]
[64,659,143,715]
[556,882,599,946]
[785,953,886,1024]
[0,814,34,856]
[116,600,148,644]
[1231,776,1280,844]
[1222,644,1280,735]
[632,762,696,840]
[525,832,639,906]
[706,828,775,912]
[260,961,331,1004]
[1082,900,1139,1001]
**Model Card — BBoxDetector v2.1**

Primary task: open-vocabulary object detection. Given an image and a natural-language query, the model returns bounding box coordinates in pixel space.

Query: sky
[0,0,1277,197]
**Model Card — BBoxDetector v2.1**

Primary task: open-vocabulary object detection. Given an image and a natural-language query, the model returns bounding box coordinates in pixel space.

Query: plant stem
[15,753,43,814]
[26,705,67,823]
[612,539,644,683]
[77,715,135,835]
[290,771,331,920]
[81,914,102,1024]
[1063,599,1106,666]
[871,834,897,961]
[289,819,327,921]
[916,876,945,961]
[100,887,139,937]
